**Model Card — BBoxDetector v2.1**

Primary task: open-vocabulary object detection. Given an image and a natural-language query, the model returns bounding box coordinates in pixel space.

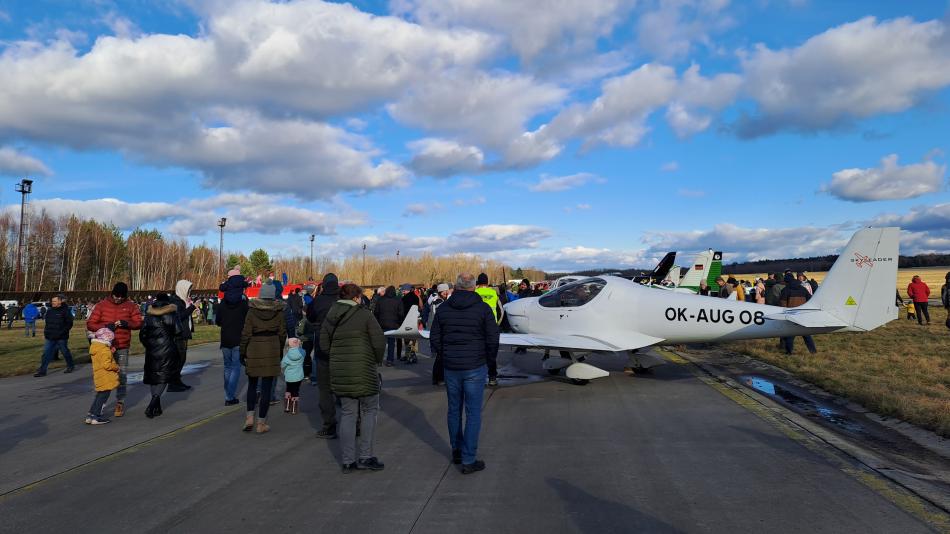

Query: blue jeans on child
[38,339,74,373]
[89,390,111,417]
[444,365,487,465]
[24,321,36,337]
[221,346,242,402]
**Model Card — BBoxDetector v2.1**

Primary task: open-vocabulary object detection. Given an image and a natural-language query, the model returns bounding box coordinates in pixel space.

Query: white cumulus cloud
[0,146,52,177]
[822,154,946,202]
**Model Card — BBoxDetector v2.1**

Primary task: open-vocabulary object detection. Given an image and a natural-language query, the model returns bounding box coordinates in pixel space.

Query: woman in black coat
[373,286,403,366]
[140,293,183,418]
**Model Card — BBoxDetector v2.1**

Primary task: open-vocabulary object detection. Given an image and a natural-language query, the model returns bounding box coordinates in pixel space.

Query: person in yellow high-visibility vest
[474,273,502,387]
[474,273,501,324]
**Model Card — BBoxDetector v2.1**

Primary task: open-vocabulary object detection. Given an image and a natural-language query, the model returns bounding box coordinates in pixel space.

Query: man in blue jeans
[429,273,499,474]
[34,295,75,377]
[216,272,250,406]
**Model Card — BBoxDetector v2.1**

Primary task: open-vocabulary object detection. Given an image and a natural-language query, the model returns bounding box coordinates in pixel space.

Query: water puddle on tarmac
[127,361,211,386]
[741,375,865,434]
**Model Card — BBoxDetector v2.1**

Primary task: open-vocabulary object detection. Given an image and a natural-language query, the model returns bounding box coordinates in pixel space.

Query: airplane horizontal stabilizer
[764,309,849,328]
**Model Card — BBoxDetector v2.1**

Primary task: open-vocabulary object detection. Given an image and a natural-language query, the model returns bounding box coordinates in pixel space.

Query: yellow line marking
[1,405,243,500]
[666,349,950,533]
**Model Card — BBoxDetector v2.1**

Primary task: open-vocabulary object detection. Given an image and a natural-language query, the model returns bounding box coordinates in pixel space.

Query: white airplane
[387,227,898,383]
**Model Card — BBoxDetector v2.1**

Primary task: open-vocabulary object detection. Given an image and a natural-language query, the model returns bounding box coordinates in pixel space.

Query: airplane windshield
[538,278,607,308]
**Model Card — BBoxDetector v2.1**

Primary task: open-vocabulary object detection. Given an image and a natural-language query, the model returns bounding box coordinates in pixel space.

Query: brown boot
[290,397,298,415]
[283,392,291,413]
[114,401,125,418]
[256,419,270,434]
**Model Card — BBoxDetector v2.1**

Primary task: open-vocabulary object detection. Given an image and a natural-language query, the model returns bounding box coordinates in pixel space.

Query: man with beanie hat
[87,282,143,417]
[307,272,341,439]
[216,274,249,406]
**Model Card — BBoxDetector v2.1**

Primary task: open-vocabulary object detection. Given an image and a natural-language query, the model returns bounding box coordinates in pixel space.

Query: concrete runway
[0,343,941,533]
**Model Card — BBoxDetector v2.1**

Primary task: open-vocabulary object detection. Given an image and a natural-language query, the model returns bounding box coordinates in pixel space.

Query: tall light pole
[361,243,367,286]
[14,179,33,293]
[217,217,227,281]
[309,234,315,280]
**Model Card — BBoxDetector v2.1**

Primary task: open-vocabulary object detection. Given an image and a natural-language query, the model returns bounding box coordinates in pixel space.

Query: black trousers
[173,339,188,383]
[914,302,930,324]
[316,358,336,431]
[286,381,301,397]
[247,376,275,418]
[782,336,816,354]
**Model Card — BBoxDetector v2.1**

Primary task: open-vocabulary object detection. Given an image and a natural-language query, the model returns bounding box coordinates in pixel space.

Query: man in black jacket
[34,295,75,377]
[430,273,499,475]
[309,273,341,439]
[215,294,249,406]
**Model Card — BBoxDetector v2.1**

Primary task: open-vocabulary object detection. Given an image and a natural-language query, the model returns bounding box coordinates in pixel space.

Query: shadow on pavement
[380,390,446,456]
[547,477,684,534]
[0,415,49,455]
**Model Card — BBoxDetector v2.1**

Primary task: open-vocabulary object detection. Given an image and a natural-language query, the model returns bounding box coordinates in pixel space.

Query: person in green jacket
[320,283,387,474]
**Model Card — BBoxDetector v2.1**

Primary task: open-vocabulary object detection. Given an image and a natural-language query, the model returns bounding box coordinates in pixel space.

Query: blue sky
[0,0,948,271]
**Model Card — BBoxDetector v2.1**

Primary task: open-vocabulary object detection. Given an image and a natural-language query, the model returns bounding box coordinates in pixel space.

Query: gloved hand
[240,353,247,367]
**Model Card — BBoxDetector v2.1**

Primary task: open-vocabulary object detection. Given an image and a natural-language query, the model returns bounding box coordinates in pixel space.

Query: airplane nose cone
[505,298,528,316]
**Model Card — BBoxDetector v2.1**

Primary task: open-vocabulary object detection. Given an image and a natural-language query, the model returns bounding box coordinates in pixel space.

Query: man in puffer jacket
[321,283,386,474]
[779,272,817,354]
[86,282,143,417]
[430,273,499,475]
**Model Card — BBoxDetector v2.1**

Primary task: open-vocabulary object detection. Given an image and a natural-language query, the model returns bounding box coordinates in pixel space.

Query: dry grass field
[0,321,219,378]
[723,305,950,437]
[727,267,949,299]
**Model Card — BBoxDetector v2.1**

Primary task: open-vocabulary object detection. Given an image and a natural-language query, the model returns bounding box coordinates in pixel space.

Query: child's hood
[285,347,305,362]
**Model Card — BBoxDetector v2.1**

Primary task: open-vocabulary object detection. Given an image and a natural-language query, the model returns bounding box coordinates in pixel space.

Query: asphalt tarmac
[0,343,941,533]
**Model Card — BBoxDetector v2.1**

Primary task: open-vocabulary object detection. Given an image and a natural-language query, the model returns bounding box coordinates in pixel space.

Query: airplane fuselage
[505,276,842,349]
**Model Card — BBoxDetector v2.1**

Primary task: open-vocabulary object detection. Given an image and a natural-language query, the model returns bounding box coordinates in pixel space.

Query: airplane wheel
[570,378,590,385]
[547,368,561,376]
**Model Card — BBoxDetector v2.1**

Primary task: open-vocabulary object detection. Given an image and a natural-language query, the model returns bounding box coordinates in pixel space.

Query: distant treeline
[551,253,950,279]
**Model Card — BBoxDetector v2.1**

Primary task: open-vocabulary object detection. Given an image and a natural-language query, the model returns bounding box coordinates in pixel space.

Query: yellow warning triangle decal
[845,296,857,306]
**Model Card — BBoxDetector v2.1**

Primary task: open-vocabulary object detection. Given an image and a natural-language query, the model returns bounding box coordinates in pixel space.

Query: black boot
[145,395,162,418]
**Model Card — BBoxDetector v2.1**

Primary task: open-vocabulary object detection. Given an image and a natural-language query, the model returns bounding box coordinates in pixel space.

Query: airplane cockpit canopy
[538,278,607,308]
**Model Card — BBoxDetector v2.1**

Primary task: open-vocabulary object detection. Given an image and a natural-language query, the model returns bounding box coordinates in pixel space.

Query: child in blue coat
[281,337,305,414]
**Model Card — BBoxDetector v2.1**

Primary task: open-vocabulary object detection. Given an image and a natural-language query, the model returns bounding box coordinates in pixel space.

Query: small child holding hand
[86,328,119,425]
[281,338,305,414]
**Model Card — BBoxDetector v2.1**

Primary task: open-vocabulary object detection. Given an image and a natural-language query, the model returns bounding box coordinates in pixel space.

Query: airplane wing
[383,304,664,351]
[499,331,664,352]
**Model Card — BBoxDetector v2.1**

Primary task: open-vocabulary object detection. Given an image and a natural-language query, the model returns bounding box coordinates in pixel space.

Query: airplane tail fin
[808,227,900,331]
[383,305,429,339]
[678,250,722,291]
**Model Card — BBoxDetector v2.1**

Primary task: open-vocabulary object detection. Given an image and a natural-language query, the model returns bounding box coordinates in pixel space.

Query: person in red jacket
[907,275,931,326]
[87,282,143,417]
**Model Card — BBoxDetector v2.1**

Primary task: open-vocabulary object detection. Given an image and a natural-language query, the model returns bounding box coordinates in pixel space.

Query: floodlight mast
[14,179,33,293]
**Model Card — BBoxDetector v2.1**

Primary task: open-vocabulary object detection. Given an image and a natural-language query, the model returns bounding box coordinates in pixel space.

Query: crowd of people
[9,266,950,474]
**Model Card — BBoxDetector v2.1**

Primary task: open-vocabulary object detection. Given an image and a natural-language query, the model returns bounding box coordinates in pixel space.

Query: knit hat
[94,327,115,344]
[112,282,129,299]
[437,283,450,293]
[477,273,489,285]
[227,267,241,277]
[259,281,277,300]
[287,338,301,349]
[322,273,339,292]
